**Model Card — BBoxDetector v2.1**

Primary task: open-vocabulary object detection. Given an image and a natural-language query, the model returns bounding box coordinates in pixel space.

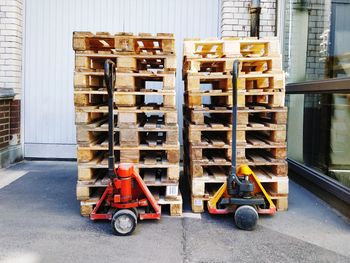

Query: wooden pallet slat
[73,31,176,54]
[182,56,283,79]
[183,37,281,58]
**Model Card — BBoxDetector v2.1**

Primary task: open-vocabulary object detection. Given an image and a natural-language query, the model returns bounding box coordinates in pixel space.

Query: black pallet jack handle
[227,60,241,195]
[104,59,116,180]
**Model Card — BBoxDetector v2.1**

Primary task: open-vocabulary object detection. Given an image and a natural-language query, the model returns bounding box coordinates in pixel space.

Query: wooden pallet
[75,106,178,125]
[77,143,180,163]
[183,105,249,125]
[74,90,176,107]
[76,122,178,146]
[189,167,289,213]
[80,192,182,217]
[73,32,176,55]
[184,72,285,91]
[183,37,280,58]
[75,53,176,73]
[74,71,176,90]
[77,129,179,147]
[185,141,288,164]
[185,90,285,108]
[185,144,285,165]
[76,114,177,131]
[77,128,177,146]
[184,121,287,145]
[77,173,180,200]
[183,106,287,125]
[183,56,282,78]
[185,157,287,178]
[188,167,289,196]
[77,163,180,181]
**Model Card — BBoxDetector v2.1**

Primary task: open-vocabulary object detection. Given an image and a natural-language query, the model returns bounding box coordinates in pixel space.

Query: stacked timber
[73,32,182,216]
[182,37,289,213]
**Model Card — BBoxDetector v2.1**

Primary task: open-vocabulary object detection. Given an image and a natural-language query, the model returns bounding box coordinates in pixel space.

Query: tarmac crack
[181,217,191,263]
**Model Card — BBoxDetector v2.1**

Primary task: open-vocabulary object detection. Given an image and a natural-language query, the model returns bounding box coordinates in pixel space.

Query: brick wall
[0,99,11,150]
[10,99,20,144]
[0,0,22,143]
[282,0,331,81]
[0,0,23,166]
[221,0,277,37]
[0,0,23,97]
[306,0,331,81]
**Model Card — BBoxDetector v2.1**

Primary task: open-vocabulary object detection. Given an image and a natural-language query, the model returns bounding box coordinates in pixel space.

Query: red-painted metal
[207,207,230,214]
[138,199,148,206]
[132,166,161,216]
[91,213,112,220]
[120,177,132,203]
[257,207,276,214]
[113,195,120,203]
[90,163,161,221]
[90,184,111,221]
[140,212,162,220]
[117,163,134,177]
[113,202,139,209]
[209,206,276,215]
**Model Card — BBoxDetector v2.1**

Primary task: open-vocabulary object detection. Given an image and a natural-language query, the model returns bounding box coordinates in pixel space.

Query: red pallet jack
[90,60,161,235]
[207,60,276,230]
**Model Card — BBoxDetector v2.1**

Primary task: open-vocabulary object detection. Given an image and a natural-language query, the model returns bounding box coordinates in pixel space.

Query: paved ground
[0,161,349,263]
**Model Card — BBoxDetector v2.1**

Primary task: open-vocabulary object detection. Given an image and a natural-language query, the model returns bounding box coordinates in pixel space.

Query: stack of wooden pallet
[73,32,182,216]
[182,37,289,213]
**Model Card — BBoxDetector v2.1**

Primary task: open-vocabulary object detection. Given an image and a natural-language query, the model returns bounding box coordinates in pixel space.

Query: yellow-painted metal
[207,181,227,210]
[238,165,276,209]
[207,164,275,210]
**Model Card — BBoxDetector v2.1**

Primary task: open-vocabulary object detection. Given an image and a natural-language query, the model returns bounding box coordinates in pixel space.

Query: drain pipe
[249,0,261,38]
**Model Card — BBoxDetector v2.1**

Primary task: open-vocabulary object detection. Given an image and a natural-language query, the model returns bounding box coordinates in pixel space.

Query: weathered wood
[74,31,181,217]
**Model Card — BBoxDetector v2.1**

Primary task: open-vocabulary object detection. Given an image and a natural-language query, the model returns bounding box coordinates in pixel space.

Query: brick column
[0,97,11,150]
[10,99,20,144]
[221,0,277,37]
[0,0,23,167]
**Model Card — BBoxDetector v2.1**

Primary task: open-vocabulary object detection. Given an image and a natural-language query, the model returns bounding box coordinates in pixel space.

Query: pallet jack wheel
[234,205,259,231]
[111,209,137,236]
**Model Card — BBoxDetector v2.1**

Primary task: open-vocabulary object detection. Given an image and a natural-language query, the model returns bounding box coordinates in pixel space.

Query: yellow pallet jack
[207,60,276,230]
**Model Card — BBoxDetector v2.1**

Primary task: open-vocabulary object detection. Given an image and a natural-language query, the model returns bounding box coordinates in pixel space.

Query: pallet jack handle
[104,59,117,180]
[227,60,242,195]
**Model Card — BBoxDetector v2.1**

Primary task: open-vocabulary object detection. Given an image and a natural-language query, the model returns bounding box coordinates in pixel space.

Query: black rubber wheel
[111,209,137,236]
[234,205,259,231]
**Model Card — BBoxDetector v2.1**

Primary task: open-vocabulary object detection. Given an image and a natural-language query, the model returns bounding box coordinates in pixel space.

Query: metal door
[24,0,220,158]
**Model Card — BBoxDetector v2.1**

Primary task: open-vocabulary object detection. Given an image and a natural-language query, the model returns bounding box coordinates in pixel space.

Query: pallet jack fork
[90,60,161,236]
[207,60,276,230]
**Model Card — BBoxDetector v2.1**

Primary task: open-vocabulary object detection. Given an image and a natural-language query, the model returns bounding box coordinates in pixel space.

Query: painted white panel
[24,144,76,159]
[24,0,220,158]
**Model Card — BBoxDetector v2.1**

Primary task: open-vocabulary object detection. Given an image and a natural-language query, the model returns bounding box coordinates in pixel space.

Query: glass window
[283,0,350,83]
[286,92,350,188]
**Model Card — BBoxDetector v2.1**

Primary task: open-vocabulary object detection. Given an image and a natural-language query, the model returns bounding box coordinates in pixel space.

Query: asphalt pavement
[0,161,349,263]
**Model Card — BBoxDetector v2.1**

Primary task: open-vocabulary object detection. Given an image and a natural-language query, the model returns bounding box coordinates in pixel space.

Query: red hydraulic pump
[90,60,161,235]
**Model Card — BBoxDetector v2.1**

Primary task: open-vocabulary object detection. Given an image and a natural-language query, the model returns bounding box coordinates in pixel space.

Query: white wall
[24,0,220,158]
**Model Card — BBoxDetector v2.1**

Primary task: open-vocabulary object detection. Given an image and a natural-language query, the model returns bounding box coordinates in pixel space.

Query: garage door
[24,0,220,158]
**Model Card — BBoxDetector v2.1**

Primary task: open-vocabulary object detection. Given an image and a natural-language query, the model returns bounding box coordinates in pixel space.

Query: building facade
[0,0,23,167]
